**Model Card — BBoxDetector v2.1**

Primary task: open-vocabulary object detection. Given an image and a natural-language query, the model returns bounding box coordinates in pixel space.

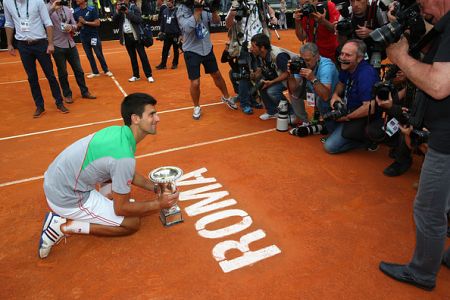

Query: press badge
[20,19,30,32]
[91,38,97,46]
[166,17,172,24]
[60,23,66,31]
[306,92,315,107]
[384,117,400,137]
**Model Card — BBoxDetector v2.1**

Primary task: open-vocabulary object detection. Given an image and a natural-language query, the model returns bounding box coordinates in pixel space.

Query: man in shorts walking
[38,93,178,258]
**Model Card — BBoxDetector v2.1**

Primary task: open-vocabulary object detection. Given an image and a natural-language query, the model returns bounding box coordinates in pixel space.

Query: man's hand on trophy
[158,191,179,209]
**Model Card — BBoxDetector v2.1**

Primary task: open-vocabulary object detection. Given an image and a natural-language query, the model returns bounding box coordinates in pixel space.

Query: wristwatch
[312,78,320,86]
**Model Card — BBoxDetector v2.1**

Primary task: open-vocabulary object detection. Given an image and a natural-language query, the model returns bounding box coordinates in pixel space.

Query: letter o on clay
[195,209,253,239]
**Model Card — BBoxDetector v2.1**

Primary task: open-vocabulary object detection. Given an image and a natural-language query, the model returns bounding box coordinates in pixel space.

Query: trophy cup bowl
[149,166,183,227]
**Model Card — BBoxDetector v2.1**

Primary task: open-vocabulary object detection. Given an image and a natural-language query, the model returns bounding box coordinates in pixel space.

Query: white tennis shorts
[47,187,124,226]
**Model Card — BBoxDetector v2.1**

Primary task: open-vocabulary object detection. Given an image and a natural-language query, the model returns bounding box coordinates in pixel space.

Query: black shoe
[251,102,264,109]
[82,92,97,99]
[366,142,379,152]
[56,104,69,114]
[156,64,166,70]
[383,160,412,177]
[171,64,178,69]
[379,262,435,291]
[33,106,45,118]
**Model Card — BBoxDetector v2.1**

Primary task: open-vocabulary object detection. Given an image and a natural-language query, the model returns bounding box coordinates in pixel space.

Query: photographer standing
[176,0,234,120]
[336,0,388,69]
[47,0,96,103]
[323,39,379,154]
[225,0,277,115]
[155,0,180,70]
[74,0,113,78]
[294,0,340,61]
[379,0,450,291]
[112,0,154,82]
[287,42,339,131]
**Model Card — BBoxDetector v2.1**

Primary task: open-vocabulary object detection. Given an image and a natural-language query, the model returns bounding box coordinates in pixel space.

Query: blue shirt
[73,5,99,40]
[339,60,379,111]
[307,56,339,102]
[176,4,213,56]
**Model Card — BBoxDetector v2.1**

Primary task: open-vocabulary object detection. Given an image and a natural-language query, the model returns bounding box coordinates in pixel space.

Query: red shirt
[300,1,340,61]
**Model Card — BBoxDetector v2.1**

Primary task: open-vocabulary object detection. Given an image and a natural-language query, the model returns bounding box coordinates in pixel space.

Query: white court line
[110,75,127,97]
[0,102,224,141]
[0,128,275,188]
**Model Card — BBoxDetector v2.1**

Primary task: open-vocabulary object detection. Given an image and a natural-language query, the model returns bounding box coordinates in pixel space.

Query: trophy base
[160,205,184,227]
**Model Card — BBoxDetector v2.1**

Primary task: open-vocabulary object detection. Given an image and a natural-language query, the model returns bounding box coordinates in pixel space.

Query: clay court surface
[0,31,448,299]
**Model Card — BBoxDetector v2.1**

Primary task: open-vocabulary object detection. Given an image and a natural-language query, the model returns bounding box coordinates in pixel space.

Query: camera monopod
[266,12,280,40]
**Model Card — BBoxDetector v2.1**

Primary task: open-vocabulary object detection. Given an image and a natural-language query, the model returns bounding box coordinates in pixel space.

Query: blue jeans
[260,82,287,115]
[16,40,63,108]
[323,122,366,154]
[53,46,89,97]
[81,36,109,74]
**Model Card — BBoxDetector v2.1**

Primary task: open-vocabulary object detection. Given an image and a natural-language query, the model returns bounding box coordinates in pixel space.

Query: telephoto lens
[289,124,327,137]
[276,100,289,132]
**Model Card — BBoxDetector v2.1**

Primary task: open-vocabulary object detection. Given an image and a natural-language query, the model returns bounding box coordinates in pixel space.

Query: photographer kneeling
[287,42,339,132]
[250,33,297,121]
[323,39,380,154]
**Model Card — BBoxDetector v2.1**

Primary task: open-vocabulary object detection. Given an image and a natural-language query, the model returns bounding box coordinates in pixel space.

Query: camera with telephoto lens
[231,67,251,81]
[119,2,128,11]
[59,0,69,6]
[336,18,353,37]
[372,81,396,101]
[395,110,429,147]
[369,0,425,47]
[322,101,347,120]
[289,57,307,74]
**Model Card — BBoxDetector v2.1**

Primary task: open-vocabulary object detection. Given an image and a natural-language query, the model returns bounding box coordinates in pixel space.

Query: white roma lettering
[195,209,252,238]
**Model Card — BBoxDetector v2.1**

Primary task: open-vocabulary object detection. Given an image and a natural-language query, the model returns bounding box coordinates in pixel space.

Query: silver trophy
[149,166,183,227]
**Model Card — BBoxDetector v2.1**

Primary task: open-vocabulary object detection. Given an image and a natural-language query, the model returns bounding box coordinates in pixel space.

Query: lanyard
[58,7,67,23]
[14,0,29,19]
[305,18,318,43]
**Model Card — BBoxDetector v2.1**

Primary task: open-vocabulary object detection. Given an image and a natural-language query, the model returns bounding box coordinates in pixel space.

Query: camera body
[372,81,396,101]
[322,101,347,120]
[336,18,353,37]
[289,56,307,74]
[234,0,250,21]
[156,32,166,41]
[300,2,325,17]
[119,2,128,12]
[178,0,221,11]
[60,0,69,6]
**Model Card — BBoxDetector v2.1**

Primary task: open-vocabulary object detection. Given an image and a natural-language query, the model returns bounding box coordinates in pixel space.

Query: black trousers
[53,46,89,97]
[124,33,152,78]
[160,33,179,67]
[16,39,63,108]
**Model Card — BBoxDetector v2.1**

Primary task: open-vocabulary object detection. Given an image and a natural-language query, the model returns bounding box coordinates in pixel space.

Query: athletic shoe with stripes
[38,212,66,259]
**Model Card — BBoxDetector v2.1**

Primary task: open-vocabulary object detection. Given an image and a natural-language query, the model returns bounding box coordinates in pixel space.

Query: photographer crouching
[322,39,380,154]
[249,33,297,122]
[224,0,277,115]
[287,42,339,135]
[379,0,450,291]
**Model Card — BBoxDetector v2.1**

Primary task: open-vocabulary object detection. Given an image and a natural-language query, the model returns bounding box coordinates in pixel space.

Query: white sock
[64,221,90,234]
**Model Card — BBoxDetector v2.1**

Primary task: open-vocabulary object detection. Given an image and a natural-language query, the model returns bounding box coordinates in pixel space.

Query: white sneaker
[38,212,66,259]
[87,73,100,79]
[221,96,238,110]
[147,76,155,83]
[128,76,140,82]
[259,112,278,120]
[105,71,113,77]
[193,106,201,120]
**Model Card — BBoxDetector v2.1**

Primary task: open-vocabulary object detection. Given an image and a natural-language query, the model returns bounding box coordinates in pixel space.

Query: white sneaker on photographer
[128,76,140,82]
[87,73,100,79]
[259,112,278,120]
[193,106,201,120]
[147,76,155,83]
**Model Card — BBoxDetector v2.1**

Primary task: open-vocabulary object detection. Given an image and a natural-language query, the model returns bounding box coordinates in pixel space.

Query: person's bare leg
[61,217,141,237]
[190,78,200,106]
[210,71,230,98]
